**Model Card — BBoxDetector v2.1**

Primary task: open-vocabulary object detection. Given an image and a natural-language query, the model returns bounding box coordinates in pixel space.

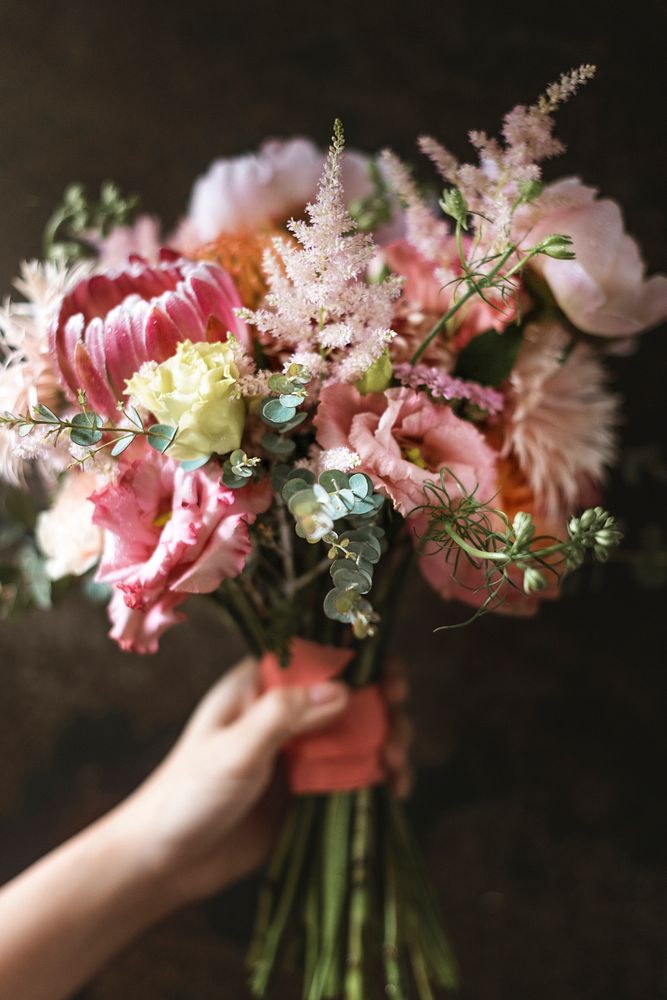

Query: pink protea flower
[315,383,497,515]
[49,251,251,417]
[90,441,272,653]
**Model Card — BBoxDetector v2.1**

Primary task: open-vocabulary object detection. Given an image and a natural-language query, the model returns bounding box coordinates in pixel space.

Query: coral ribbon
[259,637,388,795]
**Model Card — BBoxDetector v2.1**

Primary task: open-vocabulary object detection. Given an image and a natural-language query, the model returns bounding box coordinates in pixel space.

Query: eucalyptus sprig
[1,396,176,466]
[260,364,310,432]
[414,469,622,627]
[43,181,140,266]
[281,468,386,638]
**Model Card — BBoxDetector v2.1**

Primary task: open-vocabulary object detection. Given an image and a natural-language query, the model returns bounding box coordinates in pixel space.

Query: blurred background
[1,1,666,997]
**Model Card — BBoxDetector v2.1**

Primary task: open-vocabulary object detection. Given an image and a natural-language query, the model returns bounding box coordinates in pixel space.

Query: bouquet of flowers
[1,65,664,997]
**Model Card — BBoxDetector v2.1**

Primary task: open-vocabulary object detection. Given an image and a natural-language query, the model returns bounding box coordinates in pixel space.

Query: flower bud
[512,511,535,547]
[439,187,469,229]
[523,566,548,594]
[537,233,576,260]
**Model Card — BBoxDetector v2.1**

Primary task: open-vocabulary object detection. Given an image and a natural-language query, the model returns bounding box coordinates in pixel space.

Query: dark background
[1,2,666,997]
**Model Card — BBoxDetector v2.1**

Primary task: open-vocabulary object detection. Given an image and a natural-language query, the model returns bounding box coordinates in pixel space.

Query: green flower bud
[512,511,535,547]
[517,179,544,204]
[523,567,548,594]
[356,350,393,395]
[439,187,469,229]
[536,233,576,260]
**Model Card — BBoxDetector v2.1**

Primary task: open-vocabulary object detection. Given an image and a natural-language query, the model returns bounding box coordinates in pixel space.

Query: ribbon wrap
[260,637,388,795]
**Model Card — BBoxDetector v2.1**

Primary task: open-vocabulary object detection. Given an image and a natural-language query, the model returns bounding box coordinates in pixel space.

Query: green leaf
[453,322,524,387]
[70,411,104,447]
[110,434,135,457]
[278,392,304,408]
[147,424,177,453]
[283,478,313,503]
[267,374,295,394]
[262,433,296,459]
[271,464,291,492]
[324,588,353,623]
[319,470,349,493]
[34,403,59,423]
[278,411,307,432]
[181,455,211,471]
[286,468,315,485]
[261,399,296,425]
[348,473,371,498]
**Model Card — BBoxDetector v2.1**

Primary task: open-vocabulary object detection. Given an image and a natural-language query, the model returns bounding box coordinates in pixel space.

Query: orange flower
[193,228,280,309]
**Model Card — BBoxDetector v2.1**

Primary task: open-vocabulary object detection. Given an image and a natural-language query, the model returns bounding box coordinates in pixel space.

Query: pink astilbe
[418,65,596,249]
[502,319,619,519]
[379,150,452,264]
[238,122,402,384]
[395,362,505,416]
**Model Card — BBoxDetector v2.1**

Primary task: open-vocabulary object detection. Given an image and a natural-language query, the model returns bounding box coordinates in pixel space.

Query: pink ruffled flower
[183,137,378,244]
[521,178,667,336]
[314,383,541,615]
[384,239,517,365]
[90,442,272,653]
[315,383,497,515]
[49,251,250,417]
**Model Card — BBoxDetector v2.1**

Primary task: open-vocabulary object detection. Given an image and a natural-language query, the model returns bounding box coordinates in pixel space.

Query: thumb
[226,681,349,766]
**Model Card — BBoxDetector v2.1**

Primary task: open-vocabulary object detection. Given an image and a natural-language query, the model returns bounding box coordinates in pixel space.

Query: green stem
[344,788,372,1000]
[221,579,267,656]
[250,797,317,996]
[248,802,300,969]
[383,825,405,1000]
[410,244,515,364]
[442,523,509,564]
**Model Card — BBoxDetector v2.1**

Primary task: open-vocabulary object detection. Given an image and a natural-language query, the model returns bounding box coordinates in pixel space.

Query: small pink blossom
[521,178,667,336]
[90,441,272,653]
[36,471,104,579]
[395,362,505,416]
[49,252,250,417]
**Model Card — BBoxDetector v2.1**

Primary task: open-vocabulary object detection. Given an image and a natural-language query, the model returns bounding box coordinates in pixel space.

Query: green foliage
[222,450,261,488]
[412,469,623,627]
[453,322,524,387]
[348,159,394,233]
[261,365,310,430]
[146,423,177,453]
[439,186,469,229]
[282,469,386,638]
[43,181,140,266]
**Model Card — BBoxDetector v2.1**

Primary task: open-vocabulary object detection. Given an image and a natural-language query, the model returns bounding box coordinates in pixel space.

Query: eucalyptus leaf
[147,424,176,453]
[70,411,104,447]
[110,434,135,457]
[181,455,211,471]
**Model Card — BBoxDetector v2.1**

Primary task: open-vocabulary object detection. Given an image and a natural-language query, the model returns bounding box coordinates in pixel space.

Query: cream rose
[125,339,246,463]
[36,472,104,579]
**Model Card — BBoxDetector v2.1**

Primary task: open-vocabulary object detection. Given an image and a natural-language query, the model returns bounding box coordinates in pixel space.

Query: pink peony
[384,239,517,365]
[521,178,667,336]
[90,441,272,653]
[49,251,250,417]
[315,383,497,515]
[183,138,379,243]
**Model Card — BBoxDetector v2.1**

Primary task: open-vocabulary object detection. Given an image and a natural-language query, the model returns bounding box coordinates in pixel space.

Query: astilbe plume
[418,65,596,249]
[238,120,402,383]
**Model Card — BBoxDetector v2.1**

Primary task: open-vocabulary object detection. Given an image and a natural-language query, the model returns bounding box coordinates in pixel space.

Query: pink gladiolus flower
[521,178,667,336]
[90,441,272,653]
[49,251,250,417]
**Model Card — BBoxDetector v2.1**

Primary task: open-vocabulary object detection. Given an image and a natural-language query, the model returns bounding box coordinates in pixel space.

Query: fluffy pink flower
[49,251,250,417]
[183,138,377,243]
[90,442,272,653]
[521,178,667,336]
[315,383,497,515]
[384,239,517,365]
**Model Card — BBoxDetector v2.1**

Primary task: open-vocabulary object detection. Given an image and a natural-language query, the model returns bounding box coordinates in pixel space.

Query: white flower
[520,178,667,337]
[184,137,376,242]
[36,472,104,580]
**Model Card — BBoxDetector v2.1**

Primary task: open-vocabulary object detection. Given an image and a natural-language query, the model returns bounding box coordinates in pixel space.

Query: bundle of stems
[216,533,459,999]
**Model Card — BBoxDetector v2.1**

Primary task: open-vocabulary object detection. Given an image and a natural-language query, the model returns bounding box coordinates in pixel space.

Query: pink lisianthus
[315,383,497,515]
[521,178,667,337]
[383,239,517,365]
[49,251,250,417]
[314,382,544,615]
[90,442,272,653]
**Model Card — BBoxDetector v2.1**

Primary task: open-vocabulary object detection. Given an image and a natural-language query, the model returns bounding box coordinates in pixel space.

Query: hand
[112,658,350,908]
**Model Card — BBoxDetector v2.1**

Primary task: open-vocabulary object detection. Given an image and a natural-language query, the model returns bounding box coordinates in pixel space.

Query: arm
[0,659,350,1000]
